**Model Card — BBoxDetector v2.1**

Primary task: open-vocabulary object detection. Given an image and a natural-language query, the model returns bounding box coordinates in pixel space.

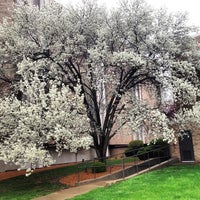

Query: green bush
[125,140,144,157]
[149,138,170,158]
[137,146,153,160]
[128,140,144,149]
[124,147,136,157]
[91,162,106,173]
[124,147,133,153]
[136,138,170,160]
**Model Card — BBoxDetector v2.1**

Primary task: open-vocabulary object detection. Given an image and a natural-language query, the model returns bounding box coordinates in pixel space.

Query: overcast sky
[55,0,200,27]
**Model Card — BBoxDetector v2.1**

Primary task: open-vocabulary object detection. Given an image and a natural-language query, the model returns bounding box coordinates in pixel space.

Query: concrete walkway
[32,180,117,200]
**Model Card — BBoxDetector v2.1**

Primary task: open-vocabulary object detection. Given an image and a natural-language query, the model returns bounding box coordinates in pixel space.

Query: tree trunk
[91,128,109,163]
[94,143,108,163]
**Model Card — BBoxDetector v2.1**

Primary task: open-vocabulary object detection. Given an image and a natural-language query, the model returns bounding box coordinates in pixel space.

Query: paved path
[32,180,117,200]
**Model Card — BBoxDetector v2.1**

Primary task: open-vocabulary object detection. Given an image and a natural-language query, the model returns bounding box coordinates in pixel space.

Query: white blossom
[0,67,92,173]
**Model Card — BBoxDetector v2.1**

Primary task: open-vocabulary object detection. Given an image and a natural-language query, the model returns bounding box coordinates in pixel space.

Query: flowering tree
[0,0,200,162]
[0,60,91,172]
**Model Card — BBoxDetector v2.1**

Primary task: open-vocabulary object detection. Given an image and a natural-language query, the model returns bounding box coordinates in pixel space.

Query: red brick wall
[109,147,127,158]
[0,0,14,22]
[170,142,181,161]
[192,130,200,161]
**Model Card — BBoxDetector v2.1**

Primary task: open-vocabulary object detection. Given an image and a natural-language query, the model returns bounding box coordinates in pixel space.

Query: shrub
[128,140,144,149]
[124,147,136,157]
[125,140,144,157]
[136,138,170,161]
[91,162,106,173]
[137,146,153,160]
[149,138,170,158]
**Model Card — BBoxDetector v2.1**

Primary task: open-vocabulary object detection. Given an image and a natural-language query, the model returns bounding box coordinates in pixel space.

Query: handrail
[75,145,170,184]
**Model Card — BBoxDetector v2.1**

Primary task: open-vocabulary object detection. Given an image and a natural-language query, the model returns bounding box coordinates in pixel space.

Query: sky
[55,0,200,27]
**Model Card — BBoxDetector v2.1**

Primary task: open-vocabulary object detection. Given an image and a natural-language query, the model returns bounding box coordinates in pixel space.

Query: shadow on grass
[0,165,77,200]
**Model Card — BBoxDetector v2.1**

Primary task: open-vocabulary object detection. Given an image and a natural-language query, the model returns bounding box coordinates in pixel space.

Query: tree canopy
[0,0,200,168]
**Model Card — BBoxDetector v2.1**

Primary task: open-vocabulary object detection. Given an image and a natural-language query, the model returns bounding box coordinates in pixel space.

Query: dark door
[179,131,195,161]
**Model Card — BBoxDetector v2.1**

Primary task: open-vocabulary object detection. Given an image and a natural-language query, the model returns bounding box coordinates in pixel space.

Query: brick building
[0,0,54,23]
[0,0,13,22]
[0,1,15,96]
[0,0,55,96]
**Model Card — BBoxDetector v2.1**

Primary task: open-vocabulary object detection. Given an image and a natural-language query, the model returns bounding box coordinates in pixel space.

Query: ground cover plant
[70,164,200,200]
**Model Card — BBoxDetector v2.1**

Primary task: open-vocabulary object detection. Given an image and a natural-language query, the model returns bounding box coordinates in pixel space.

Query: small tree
[0,66,91,173]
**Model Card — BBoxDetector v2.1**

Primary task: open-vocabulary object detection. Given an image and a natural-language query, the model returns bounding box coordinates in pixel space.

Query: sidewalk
[32,180,117,200]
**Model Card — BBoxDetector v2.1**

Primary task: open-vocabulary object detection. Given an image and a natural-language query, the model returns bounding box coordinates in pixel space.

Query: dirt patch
[59,166,124,186]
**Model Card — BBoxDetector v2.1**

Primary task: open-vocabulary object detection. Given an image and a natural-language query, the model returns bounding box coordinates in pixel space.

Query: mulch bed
[59,166,123,186]
[0,162,135,187]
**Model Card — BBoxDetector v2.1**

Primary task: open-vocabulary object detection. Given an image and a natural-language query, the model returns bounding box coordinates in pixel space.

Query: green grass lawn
[70,164,200,200]
[0,165,77,200]
[0,158,136,200]
[106,157,139,166]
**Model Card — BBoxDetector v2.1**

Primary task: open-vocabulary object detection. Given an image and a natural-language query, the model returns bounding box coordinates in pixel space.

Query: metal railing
[75,145,170,184]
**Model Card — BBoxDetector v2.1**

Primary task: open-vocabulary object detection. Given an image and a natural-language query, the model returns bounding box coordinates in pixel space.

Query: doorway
[179,131,195,161]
